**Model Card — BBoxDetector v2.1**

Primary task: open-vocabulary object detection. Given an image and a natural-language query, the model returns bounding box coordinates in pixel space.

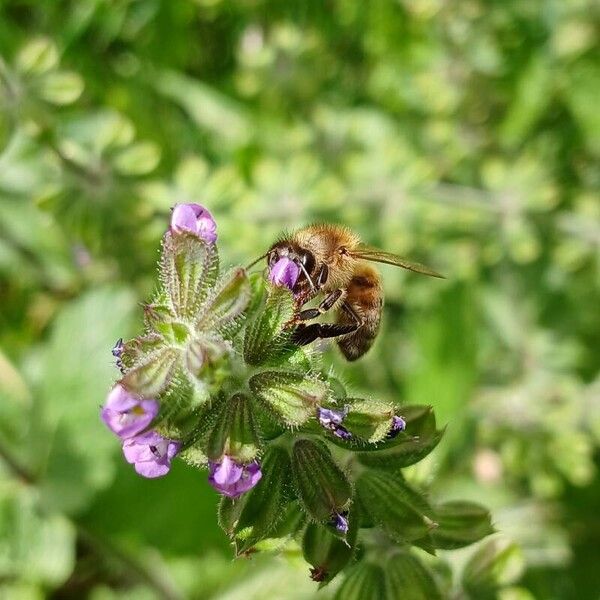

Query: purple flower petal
[268,257,300,289]
[317,406,352,439]
[170,203,217,243]
[208,456,262,498]
[101,385,159,439]
[331,512,349,534]
[122,431,180,479]
[388,415,406,438]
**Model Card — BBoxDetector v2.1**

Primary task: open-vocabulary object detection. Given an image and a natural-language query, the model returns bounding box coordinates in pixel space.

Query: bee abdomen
[336,266,383,361]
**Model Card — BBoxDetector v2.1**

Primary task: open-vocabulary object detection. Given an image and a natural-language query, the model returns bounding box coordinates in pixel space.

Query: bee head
[267,242,317,292]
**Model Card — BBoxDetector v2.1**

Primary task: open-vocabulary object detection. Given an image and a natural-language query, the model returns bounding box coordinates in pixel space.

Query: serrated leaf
[292,438,352,522]
[249,370,329,427]
[113,141,160,175]
[207,393,260,463]
[233,446,292,554]
[160,231,219,320]
[430,501,495,550]
[385,552,442,600]
[335,563,386,600]
[356,470,431,542]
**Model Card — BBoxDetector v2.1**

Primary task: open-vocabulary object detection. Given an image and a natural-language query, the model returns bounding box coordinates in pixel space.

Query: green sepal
[120,347,178,397]
[385,552,443,600]
[356,470,432,542]
[207,393,260,463]
[302,505,359,585]
[198,267,250,333]
[344,397,395,443]
[231,446,293,555]
[462,537,524,596]
[430,501,495,550]
[334,562,386,600]
[249,370,329,427]
[243,286,295,366]
[355,422,444,470]
[291,438,352,523]
[160,230,218,319]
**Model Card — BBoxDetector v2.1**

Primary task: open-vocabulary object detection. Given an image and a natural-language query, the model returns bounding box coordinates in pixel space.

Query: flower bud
[199,267,251,331]
[170,203,217,243]
[120,347,178,397]
[250,371,329,427]
[207,393,260,463]
[430,501,495,550]
[385,552,443,600]
[243,287,295,366]
[291,438,352,523]
[343,398,395,443]
[335,562,386,600]
[160,229,219,320]
[356,470,432,543]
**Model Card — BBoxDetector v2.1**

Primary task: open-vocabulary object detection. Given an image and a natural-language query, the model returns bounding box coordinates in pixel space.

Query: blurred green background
[0,1,598,598]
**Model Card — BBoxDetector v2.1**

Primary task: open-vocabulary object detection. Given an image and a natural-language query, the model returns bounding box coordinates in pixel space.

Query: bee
[251,224,443,361]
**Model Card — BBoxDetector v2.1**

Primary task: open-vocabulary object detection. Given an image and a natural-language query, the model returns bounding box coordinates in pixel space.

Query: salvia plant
[101,203,494,596]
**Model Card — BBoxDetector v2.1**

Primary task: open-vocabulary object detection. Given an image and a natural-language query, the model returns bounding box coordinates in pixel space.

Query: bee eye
[268,251,279,266]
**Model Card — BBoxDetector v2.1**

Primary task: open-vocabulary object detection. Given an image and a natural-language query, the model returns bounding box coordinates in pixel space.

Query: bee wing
[351,245,445,278]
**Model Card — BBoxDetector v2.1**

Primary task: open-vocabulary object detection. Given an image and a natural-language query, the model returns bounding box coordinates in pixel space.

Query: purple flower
[331,511,349,534]
[317,406,352,440]
[122,430,180,478]
[170,203,217,243]
[208,455,262,498]
[388,415,406,438]
[101,384,159,439]
[269,257,300,289]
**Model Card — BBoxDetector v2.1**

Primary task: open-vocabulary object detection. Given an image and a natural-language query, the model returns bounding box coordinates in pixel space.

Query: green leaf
[207,393,260,463]
[36,286,137,514]
[356,470,431,542]
[292,438,352,523]
[462,537,525,596]
[160,231,219,320]
[430,501,495,550]
[112,141,161,175]
[249,370,329,427]
[36,71,84,105]
[121,347,178,398]
[385,552,442,600]
[232,446,292,554]
[335,563,386,600]
[16,38,58,75]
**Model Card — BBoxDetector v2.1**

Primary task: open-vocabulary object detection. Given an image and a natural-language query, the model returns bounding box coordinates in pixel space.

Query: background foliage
[0,0,598,598]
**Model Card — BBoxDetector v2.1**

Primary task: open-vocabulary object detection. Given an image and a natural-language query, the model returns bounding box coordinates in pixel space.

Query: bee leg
[297,289,343,322]
[292,322,359,346]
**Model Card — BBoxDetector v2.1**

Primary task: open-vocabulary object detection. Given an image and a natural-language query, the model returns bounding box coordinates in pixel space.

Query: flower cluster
[100,202,493,590]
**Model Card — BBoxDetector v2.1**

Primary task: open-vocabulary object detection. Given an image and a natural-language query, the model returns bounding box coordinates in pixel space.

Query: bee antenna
[245,252,268,270]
